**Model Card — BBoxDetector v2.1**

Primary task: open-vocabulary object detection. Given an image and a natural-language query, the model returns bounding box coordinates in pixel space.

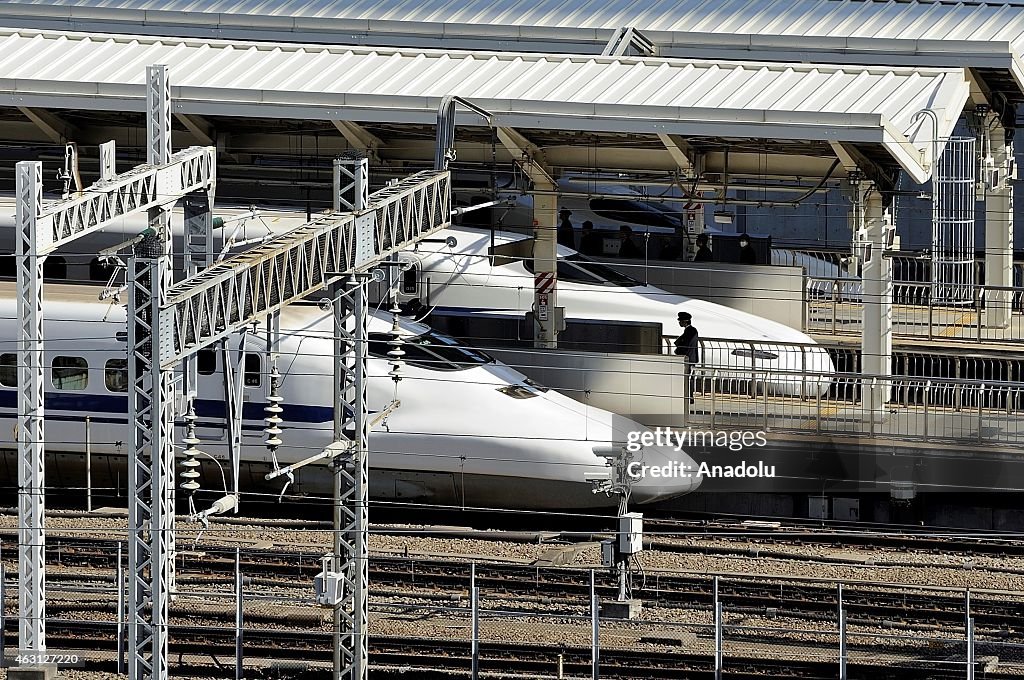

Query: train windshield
[523,253,640,287]
[367,331,494,371]
[588,198,681,230]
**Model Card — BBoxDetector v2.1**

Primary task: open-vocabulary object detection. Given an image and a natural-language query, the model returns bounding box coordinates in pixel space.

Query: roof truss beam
[17,107,77,144]
[602,27,656,57]
[332,120,385,164]
[657,133,700,175]
[496,126,555,190]
[175,112,215,146]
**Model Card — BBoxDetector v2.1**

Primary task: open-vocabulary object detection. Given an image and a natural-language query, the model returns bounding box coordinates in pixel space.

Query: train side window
[52,355,88,390]
[0,353,15,387]
[402,265,418,294]
[43,256,67,280]
[89,257,117,282]
[197,350,217,375]
[0,255,14,278]
[104,358,128,393]
[243,353,261,387]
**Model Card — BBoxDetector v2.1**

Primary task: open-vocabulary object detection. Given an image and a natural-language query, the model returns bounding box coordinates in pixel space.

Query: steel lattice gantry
[159,169,450,367]
[15,126,215,660]
[142,167,449,680]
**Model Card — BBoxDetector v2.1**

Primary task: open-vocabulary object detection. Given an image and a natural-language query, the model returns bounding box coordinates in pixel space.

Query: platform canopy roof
[0,0,1020,111]
[0,28,971,185]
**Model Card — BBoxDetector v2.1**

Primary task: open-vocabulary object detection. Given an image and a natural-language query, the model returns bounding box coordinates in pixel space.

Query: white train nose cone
[625,445,703,504]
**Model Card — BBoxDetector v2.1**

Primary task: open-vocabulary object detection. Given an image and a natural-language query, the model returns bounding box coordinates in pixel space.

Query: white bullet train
[0,195,833,397]
[0,283,701,509]
[392,226,836,396]
[467,178,851,288]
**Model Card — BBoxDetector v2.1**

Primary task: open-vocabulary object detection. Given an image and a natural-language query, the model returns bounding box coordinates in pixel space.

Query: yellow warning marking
[801,405,839,430]
[937,311,976,337]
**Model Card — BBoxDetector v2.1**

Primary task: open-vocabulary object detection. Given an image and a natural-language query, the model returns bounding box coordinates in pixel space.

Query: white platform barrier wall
[594,258,807,330]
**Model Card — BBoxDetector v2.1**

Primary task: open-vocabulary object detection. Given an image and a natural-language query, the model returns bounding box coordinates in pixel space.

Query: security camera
[318,297,333,312]
[445,236,458,248]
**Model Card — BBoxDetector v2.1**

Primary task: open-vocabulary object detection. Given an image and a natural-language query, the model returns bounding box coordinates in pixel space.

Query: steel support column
[333,157,369,680]
[854,183,892,417]
[15,160,45,656]
[128,63,174,680]
[984,123,1014,328]
[532,192,558,348]
[333,277,369,680]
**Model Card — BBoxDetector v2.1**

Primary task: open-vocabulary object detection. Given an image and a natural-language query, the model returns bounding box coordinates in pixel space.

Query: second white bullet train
[392,226,836,397]
[0,283,701,510]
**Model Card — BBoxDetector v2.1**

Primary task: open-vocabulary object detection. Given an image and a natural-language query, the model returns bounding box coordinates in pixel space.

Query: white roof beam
[332,120,384,164]
[496,126,555,191]
[829,141,891,187]
[657,133,700,175]
[17,107,77,144]
[175,112,214,146]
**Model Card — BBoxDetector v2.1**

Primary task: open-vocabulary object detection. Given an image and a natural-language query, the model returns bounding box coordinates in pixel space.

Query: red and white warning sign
[534,271,555,294]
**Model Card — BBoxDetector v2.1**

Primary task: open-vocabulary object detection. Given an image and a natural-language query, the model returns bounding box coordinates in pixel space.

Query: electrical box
[601,539,616,567]
[833,497,860,521]
[619,512,643,555]
[314,570,344,606]
[808,496,829,520]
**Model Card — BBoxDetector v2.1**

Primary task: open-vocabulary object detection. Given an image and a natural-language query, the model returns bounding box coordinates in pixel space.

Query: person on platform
[674,311,699,404]
[693,233,713,262]
[557,209,575,249]
[578,220,602,256]
[618,225,641,258]
[738,233,757,264]
[674,311,699,362]
[659,226,687,261]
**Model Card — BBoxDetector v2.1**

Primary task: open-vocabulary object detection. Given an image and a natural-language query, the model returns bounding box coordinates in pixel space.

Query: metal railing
[677,363,1024,444]
[805,278,1024,343]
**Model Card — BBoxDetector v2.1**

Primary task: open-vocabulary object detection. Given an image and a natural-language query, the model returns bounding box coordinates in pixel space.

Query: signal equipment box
[619,512,643,554]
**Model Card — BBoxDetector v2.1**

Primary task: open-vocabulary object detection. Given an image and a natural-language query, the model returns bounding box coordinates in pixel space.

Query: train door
[195,347,226,441]
[239,347,267,452]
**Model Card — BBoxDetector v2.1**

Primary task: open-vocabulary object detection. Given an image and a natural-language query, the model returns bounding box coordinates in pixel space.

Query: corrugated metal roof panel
[0,28,971,181]
[2,0,1022,50]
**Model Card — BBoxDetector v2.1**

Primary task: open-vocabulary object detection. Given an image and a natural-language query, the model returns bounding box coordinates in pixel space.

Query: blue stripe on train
[0,389,335,423]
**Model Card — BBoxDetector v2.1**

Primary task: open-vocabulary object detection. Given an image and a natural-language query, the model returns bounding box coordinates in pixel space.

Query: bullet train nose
[802,345,837,396]
[626,444,703,504]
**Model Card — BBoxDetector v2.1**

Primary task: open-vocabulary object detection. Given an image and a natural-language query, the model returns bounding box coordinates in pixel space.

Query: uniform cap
[677,311,692,321]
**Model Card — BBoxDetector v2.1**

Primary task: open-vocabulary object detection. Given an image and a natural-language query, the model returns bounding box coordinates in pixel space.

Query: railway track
[643,518,1024,557]
[6,620,1013,680]
[9,532,1022,636]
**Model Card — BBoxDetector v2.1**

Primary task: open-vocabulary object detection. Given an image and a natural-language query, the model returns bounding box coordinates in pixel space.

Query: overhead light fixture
[713,211,734,225]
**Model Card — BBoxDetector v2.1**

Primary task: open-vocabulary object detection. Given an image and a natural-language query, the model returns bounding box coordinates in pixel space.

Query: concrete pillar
[857,186,892,417]
[532,192,558,348]
[984,123,1014,328]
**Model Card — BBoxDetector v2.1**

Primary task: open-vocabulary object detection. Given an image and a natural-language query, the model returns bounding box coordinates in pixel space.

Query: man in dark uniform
[578,220,602,256]
[693,233,713,262]
[557,209,575,248]
[674,311,699,404]
[618,225,641,258]
[738,233,757,264]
